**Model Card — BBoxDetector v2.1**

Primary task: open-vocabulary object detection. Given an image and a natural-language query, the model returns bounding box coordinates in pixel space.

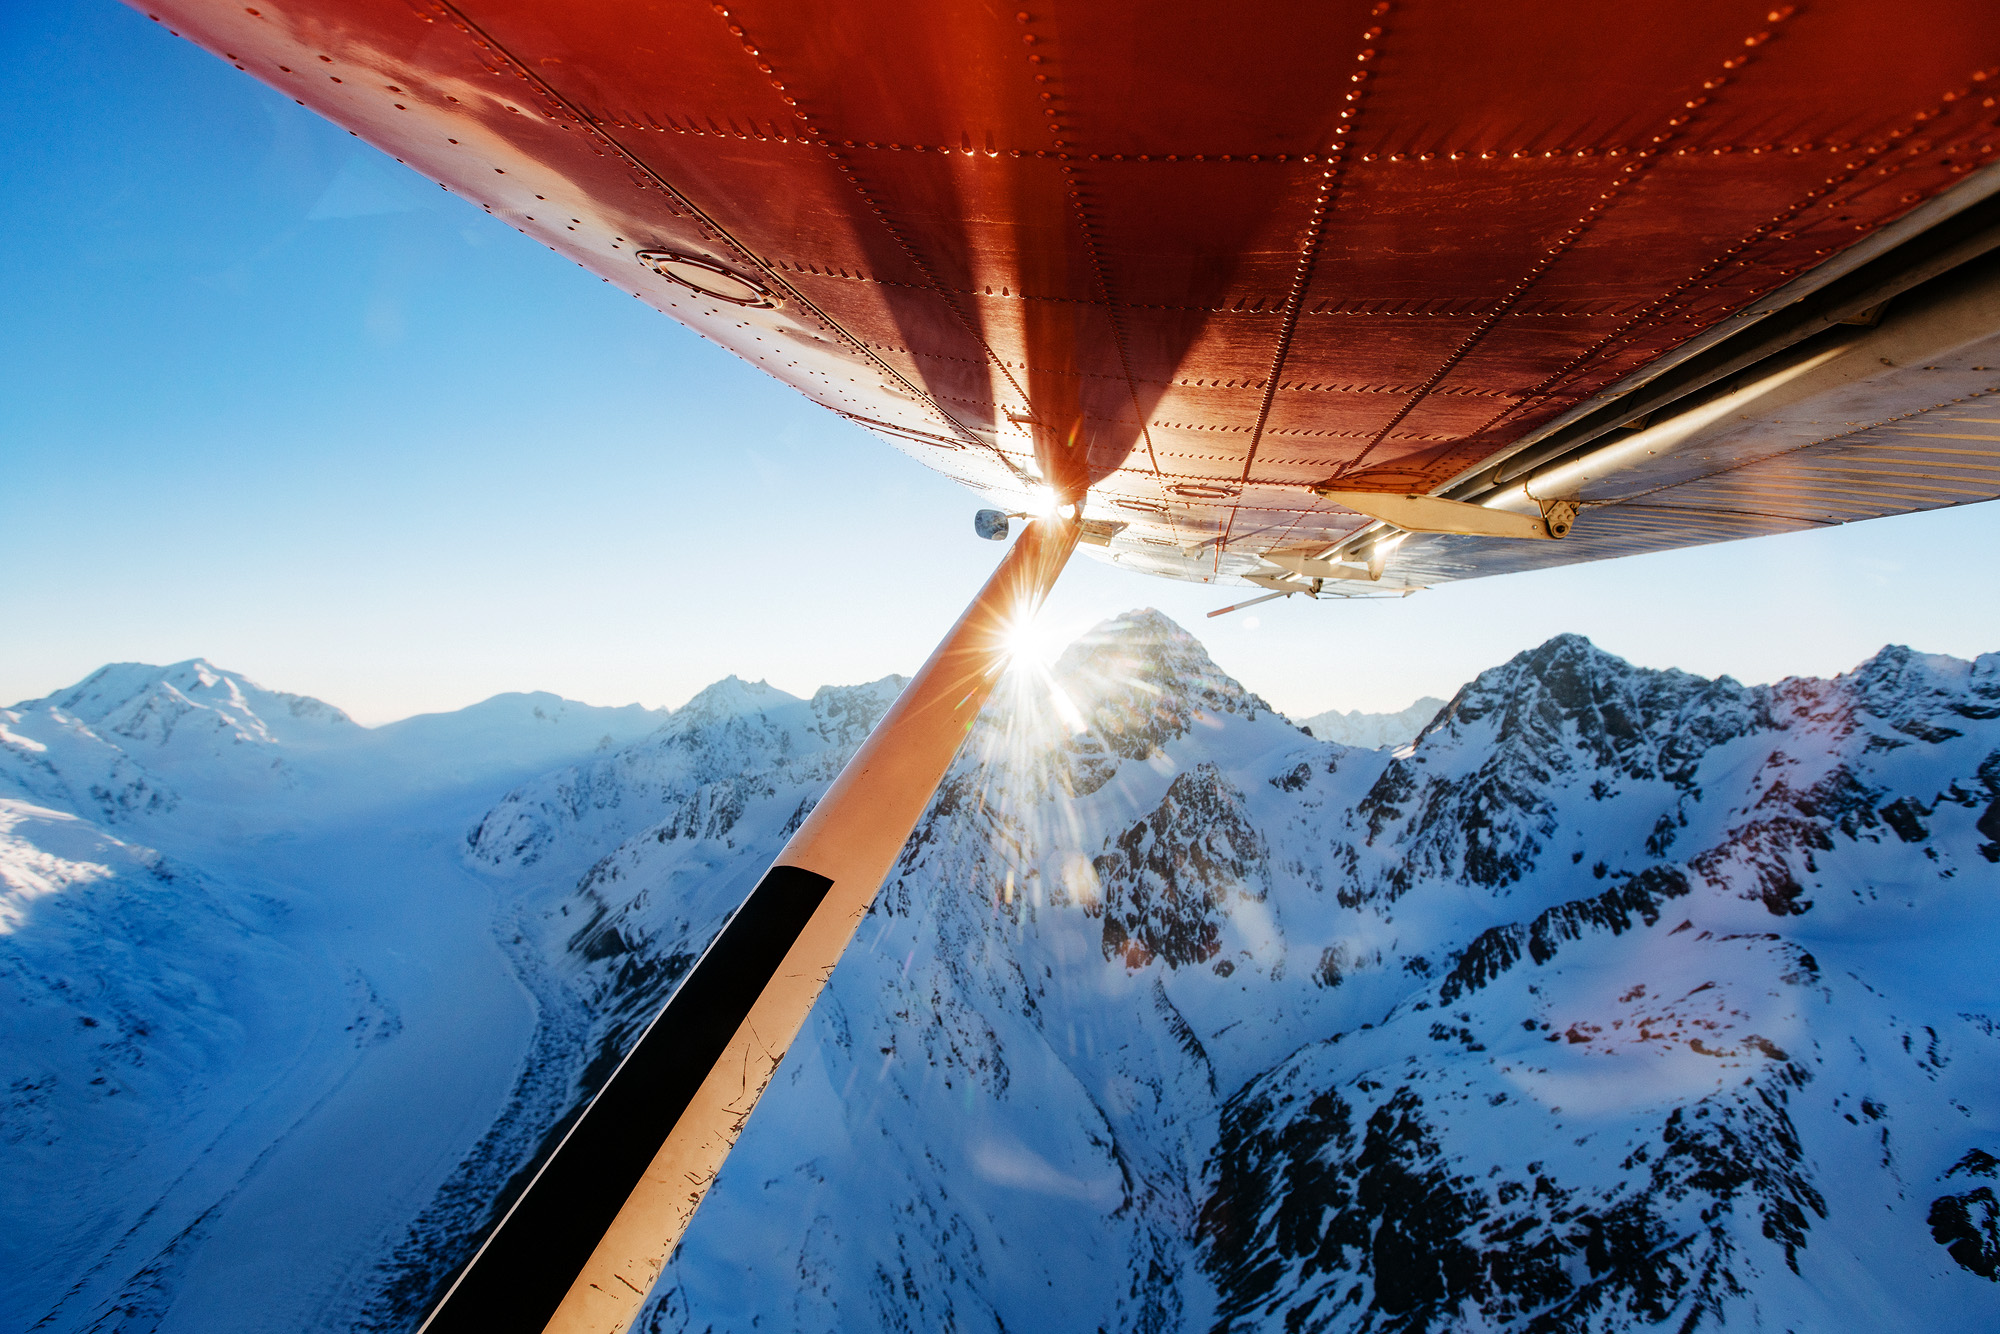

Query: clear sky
[5,4,1999,725]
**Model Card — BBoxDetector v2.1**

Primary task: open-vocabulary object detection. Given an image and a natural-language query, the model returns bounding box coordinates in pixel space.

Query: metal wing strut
[418,516,1081,1334]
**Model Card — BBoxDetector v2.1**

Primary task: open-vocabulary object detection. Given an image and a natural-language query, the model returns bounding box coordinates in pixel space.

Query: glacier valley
[3,614,1997,1333]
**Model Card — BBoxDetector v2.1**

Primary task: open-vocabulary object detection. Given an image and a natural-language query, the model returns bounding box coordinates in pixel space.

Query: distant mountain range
[4,619,1996,1333]
[1295,696,1447,749]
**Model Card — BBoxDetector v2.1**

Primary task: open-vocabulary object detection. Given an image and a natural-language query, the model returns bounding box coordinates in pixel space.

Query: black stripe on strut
[420,863,834,1333]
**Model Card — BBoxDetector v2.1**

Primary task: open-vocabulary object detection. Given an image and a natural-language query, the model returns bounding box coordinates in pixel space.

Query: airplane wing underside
[136,0,2000,592]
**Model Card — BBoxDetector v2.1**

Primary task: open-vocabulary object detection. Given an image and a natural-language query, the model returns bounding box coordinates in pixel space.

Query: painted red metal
[134,0,2000,572]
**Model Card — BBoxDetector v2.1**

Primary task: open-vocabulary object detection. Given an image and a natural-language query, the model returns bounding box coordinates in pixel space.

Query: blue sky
[5,4,1999,724]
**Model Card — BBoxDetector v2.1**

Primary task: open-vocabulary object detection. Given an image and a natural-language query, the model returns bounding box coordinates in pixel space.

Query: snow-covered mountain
[0,660,668,825]
[464,672,905,881]
[5,624,1997,1333]
[1296,696,1446,749]
[0,663,666,1332]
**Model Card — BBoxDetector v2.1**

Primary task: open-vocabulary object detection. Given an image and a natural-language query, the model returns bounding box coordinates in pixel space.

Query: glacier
[3,620,1997,1333]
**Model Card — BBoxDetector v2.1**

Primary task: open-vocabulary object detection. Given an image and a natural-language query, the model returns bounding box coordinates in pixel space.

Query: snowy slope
[6,627,1997,1333]
[0,797,313,1319]
[1296,696,1447,750]
[0,665,667,1333]
[369,692,665,794]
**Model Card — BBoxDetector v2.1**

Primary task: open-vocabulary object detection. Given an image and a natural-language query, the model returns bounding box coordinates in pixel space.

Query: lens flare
[997,611,1088,734]
[1003,612,1063,667]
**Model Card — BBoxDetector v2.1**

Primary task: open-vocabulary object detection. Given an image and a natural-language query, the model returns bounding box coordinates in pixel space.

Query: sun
[1002,611,1065,669]
[996,610,1088,734]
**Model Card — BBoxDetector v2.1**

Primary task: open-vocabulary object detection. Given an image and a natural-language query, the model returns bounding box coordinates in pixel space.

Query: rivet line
[1013,10,1179,533]
[1498,58,2000,436]
[1248,0,1393,554]
[1335,4,1806,485]
[709,4,1033,474]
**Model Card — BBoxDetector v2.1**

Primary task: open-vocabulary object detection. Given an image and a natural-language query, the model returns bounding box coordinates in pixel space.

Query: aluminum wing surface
[137,0,2000,596]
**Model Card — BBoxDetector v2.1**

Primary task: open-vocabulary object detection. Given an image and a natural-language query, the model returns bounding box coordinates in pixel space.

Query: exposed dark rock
[1202,1063,1826,1333]
[1438,867,1691,1003]
[1094,763,1265,969]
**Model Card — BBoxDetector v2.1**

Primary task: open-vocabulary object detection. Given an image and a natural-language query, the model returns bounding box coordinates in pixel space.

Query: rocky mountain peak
[672,674,793,726]
[1055,608,1274,759]
[806,676,906,747]
[1352,637,1774,898]
[1812,644,2000,742]
[465,675,906,877]
[1419,633,1762,780]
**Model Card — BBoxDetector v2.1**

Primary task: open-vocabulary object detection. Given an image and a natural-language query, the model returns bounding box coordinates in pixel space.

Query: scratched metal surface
[135,0,2000,586]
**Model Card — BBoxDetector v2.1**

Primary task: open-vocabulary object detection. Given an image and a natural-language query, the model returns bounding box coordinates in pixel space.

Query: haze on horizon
[7,5,2000,726]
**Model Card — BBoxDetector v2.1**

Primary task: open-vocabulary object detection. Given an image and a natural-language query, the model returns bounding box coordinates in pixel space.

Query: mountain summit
[23,657,358,751]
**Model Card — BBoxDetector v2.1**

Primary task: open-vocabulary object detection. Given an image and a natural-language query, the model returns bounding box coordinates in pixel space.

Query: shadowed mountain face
[5,620,1998,1333]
